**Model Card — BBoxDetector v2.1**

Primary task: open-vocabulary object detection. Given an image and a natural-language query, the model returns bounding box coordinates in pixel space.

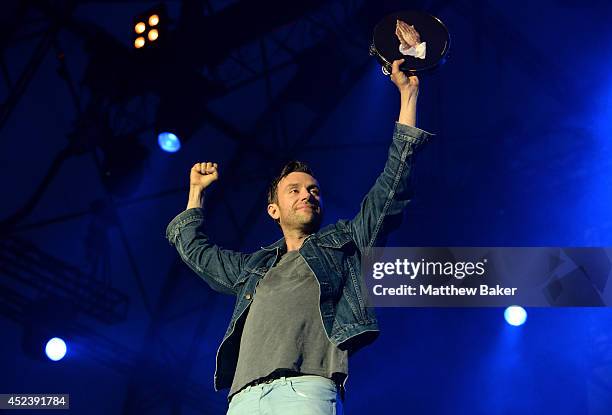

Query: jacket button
[245,293,252,300]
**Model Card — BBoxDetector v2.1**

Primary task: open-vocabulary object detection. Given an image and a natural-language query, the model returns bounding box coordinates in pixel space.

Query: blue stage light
[158,132,181,152]
[45,337,67,361]
[504,306,527,326]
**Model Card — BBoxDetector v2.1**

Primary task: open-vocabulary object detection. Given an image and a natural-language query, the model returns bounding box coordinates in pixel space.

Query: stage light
[134,37,145,49]
[133,5,166,50]
[134,22,146,34]
[158,132,181,152]
[45,337,67,361]
[504,306,527,326]
[148,29,159,42]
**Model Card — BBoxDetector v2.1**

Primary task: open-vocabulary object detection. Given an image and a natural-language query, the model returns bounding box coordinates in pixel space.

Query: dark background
[1,0,611,413]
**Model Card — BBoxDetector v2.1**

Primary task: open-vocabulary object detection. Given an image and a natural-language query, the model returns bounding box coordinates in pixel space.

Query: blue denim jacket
[165,122,432,391]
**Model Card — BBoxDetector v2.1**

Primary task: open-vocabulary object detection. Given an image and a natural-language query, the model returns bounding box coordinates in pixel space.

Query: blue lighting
[45,337,67,361]
[158,132,181,152]
[504,306,527,327]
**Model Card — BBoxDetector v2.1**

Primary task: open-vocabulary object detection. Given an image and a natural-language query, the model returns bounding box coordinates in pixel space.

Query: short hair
[267,161,315,205]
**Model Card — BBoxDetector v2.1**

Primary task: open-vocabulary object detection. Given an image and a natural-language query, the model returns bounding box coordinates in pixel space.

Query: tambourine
[369,10,450,75]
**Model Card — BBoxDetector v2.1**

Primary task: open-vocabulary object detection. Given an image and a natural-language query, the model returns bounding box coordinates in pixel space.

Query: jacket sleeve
[348,122,433,248]
[165,208,249,295]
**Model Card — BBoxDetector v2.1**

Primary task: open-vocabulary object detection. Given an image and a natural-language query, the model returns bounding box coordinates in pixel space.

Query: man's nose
[300,188,314,201]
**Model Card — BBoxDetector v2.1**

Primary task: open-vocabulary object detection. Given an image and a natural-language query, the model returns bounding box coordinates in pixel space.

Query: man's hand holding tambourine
[390,59,419,100]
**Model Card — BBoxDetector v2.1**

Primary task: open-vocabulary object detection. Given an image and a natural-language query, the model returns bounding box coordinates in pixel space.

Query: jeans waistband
[229,372,342,403]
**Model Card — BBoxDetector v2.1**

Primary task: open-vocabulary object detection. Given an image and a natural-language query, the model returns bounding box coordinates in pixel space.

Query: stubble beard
[285,207,321,233]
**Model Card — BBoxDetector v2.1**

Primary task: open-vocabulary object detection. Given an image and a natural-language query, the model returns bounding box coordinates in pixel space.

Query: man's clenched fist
[190,162,219,190]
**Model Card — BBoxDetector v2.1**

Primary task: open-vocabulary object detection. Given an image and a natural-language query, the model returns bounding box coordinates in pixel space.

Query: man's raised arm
[166,162,250,295]
[393,59,419,127]
[348,59,433,248]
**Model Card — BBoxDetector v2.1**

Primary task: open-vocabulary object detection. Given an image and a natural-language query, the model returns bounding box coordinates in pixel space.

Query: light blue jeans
[226,375,344,415]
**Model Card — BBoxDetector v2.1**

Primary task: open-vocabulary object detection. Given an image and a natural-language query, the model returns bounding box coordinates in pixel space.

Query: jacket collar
[260,233,318,251]
[261,237,286,251]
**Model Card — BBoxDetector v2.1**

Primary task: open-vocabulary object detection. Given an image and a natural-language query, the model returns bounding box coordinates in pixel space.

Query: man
[166,59,432,414]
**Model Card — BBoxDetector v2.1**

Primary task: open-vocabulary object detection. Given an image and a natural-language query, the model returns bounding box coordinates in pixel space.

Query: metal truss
[0,236,129,323]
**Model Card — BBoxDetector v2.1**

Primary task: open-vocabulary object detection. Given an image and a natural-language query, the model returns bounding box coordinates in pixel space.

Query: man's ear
[267,203,280,221]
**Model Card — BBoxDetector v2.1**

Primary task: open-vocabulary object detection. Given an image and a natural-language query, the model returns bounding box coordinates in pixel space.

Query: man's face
[267,172,323,233]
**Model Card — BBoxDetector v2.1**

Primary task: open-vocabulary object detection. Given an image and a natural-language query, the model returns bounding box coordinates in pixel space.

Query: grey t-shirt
[229,249,348,398]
